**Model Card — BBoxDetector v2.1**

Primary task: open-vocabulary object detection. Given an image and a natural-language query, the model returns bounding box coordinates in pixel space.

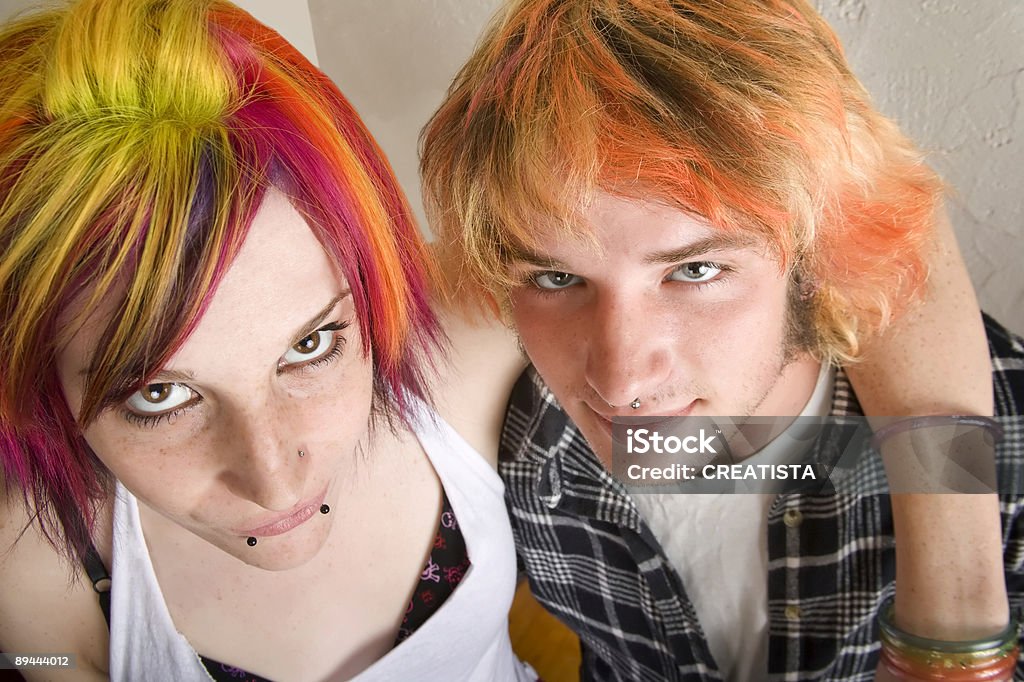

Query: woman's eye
[667,262,723,283]
[281,329,337,366]
[533,271,582,290]
[125,383,195,415]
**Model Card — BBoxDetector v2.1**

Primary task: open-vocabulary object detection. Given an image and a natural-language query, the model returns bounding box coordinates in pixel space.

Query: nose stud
[298,449,305,458]
[630,398,641,410]
[247,536,257,546]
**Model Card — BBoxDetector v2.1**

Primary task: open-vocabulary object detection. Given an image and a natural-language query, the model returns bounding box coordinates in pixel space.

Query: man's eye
[281,329,337,365]
[667,262,723,283]
[125,383,195,415]
[533,271,582,290]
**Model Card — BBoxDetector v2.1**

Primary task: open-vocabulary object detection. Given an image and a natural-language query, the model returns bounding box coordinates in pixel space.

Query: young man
[422,0,1024,679]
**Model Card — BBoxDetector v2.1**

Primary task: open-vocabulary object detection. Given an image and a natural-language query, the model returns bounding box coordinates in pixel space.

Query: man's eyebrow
[507,247,568,270]
[644,233,758,265]
[292,290,351,343]
[509,234,757,269]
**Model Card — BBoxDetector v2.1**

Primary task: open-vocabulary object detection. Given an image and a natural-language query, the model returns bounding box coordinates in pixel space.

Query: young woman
[0,1,530,680]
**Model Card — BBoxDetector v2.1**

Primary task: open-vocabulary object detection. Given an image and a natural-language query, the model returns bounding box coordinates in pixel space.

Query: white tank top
[108,400,535,681]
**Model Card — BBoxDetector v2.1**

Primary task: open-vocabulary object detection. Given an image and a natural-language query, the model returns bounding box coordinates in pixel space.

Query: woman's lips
[236,487,327,537]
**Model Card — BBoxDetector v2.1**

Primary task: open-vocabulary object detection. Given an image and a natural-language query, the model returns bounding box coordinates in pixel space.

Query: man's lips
[587,401,698,434]
[235,486,328,537]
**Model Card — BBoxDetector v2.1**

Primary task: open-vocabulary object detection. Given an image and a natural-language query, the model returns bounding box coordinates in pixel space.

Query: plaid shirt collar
[502,370,644,531]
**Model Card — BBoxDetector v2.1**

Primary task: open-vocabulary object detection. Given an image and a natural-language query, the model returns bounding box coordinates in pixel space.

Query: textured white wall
[312,0,1023,334]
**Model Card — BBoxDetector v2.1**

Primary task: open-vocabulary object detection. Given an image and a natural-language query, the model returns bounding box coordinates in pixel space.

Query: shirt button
[783,508,803,527]
[785,605,802,621]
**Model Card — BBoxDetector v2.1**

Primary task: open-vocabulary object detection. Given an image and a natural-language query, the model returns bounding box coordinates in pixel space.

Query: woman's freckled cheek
[85,424,209,516]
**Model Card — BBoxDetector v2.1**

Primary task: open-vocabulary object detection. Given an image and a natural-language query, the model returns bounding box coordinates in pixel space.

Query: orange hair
[421,0,942,362]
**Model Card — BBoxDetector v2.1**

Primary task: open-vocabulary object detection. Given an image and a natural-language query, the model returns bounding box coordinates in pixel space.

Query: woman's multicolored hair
[0,0,441,562]
[421,0,943,361]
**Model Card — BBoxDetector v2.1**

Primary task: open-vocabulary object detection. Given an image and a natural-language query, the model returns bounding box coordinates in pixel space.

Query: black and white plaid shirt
[498,314,1024,681]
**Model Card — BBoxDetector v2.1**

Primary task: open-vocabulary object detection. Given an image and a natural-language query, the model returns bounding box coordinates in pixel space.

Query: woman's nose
[218,396,307,511]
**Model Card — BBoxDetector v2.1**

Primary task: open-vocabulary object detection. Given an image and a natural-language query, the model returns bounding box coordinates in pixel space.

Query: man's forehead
[507,194,767,265]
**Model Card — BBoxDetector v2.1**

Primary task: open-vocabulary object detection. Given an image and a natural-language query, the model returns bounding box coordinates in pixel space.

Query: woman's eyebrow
[145,368,196,383]
[291,290,351,343]
[80,291,353,381]
[84,366,197,383]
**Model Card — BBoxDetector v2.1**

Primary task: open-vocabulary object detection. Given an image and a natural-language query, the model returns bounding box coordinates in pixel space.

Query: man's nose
[218,394,307,511]
[583,294,671,409]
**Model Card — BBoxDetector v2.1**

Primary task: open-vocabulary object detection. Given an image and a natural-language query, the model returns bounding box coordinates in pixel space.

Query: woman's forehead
[58,189,346,388]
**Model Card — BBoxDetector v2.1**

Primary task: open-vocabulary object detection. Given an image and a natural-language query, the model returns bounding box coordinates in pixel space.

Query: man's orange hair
[421,0,942,362]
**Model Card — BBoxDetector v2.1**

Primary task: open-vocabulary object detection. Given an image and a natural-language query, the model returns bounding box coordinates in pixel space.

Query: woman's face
[57,188,374,570]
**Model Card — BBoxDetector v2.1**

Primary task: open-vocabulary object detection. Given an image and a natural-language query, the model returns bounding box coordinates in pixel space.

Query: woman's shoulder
[0,478,111,679]
[430,305,528,469]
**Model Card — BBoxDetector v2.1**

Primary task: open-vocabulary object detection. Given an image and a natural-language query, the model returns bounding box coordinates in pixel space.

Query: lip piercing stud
[320,504,330,515]
[298,450,305,458]
[630,398,641,410]
[247,536,257,546]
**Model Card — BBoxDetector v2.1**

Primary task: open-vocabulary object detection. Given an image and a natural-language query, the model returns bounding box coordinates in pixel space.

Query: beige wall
[0,0,318,62]
[233,0,318,65]
[308,0,505,238]
[0,0,35,21]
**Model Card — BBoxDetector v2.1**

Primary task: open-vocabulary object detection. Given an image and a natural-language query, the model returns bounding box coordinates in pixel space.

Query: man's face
[507,192,821,466]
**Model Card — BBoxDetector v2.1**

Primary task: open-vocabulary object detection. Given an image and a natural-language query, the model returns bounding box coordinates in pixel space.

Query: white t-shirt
[631,363,834,682]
